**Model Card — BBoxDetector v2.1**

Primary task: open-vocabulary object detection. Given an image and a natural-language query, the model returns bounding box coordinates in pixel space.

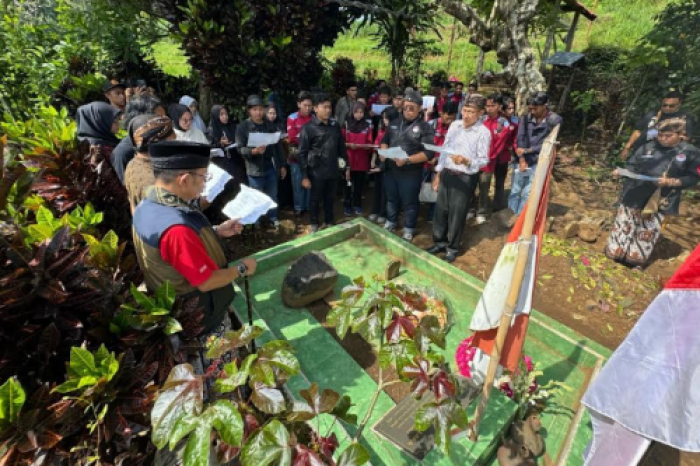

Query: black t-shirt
[380,116,436,173]
[112,135,135,185]
[632,110,697,152]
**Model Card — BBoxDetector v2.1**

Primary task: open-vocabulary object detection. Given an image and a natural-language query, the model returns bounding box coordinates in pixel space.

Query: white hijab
[179,95,207,133]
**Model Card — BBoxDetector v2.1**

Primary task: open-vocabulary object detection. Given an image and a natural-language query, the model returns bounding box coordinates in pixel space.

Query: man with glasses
[621,90,697,160]
[132,141,257,357]
[509,91,562,215]
[379,90,436,242]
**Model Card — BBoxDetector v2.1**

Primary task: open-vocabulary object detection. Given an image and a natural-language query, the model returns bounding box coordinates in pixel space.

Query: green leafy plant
[111,282,183,336]
[53,344,120,396]
[330,275,467,454]
[571,90,601,142]
[22,203,103,245]
[0,377,25,432]
[152,325,368,466]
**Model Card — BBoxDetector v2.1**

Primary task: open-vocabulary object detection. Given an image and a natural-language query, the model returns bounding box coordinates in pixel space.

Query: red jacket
[287,112,313,146]
[342,125,373,172]
[374,129,386,147]
[482,114,517,173]
[434,118,450,147]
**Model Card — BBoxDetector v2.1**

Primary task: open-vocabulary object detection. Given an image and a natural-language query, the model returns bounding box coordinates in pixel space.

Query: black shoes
[444,252,457,263]
[425,245,445,254]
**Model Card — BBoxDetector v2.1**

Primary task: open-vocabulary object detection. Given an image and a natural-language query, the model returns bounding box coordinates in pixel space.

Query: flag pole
[469,126,560,441]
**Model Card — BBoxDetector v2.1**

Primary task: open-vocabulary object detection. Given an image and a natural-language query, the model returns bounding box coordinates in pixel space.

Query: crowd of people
[72,78,699,361]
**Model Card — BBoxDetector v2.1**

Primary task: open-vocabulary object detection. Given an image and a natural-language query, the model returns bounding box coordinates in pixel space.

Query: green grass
[152,0,676,82]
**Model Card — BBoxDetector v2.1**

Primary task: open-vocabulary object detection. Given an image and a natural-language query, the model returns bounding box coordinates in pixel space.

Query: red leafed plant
[329,275,467,455]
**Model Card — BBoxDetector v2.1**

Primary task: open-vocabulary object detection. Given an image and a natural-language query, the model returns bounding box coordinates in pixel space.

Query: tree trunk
[540,0,560,73]
[476,48,485,86]
[439,0,545,109]
[198,73,213,128]
[446,17,458,75]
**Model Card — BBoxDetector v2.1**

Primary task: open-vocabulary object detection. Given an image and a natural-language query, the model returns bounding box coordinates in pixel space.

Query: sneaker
[402,232,414,242]
[377,216,386,224]
[475,215,487,225]
[354,207,363,215]
[384,222,396,232]
[344,206,353,216]
[310,224,319,233]
[466,211,475,220]
[368,214,378,222]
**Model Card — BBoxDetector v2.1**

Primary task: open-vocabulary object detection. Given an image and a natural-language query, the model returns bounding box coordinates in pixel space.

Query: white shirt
[435,120,491,175]
[174,127,209,144]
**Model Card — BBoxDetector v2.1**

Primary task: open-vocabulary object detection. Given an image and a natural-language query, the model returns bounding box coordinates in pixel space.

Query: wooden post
[446,17,458,75]
[565,11,581,52]
[469,127,560,441]
[558,68,576,113]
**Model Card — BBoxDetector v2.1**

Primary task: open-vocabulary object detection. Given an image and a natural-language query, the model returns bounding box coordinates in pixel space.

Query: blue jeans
[508,164,535,215]
[290,163,309,212]
[385,170,423,232]
[248,168,279,221]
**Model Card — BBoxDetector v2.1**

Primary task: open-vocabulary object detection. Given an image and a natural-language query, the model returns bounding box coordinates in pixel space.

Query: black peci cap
[404,90,423,105]
[102,79,125,93]
[149,141,211,170]
[246,95,265,107]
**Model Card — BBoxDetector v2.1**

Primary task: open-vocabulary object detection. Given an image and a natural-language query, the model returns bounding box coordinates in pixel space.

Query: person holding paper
[124,115,176,213]
[298,94,350,233]
[425,95,490,263]
[132,141,257,376]
[369,107,399,225]
[425,102,459,222]
[370,86,392,125]
[236,95,285,227]
[342,102,374,216]
[606,118,700,267]
[287,91,314,217]
[379,90,436,242]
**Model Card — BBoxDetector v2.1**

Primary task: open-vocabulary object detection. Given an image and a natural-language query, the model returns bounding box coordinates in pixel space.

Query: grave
[231,218,610,465]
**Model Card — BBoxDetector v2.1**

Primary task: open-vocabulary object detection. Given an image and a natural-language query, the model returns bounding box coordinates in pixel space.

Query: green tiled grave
[230,218,610,465]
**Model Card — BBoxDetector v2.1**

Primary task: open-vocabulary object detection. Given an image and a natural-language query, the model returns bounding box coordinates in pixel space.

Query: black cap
[404,90,423,105]
[246,95,265,107]
[102,79,125,93]
[149,141,211,171]
[527,91,549,106]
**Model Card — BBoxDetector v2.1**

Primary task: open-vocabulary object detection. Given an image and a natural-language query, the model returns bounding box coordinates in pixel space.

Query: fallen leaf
[572,313,585,321]
[607,323,614,332]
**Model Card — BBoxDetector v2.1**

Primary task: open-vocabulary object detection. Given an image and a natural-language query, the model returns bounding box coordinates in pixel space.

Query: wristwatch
[236,262,248,278]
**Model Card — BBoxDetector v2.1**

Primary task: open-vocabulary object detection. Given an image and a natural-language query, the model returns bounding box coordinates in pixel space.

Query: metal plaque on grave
[372,386,478,461]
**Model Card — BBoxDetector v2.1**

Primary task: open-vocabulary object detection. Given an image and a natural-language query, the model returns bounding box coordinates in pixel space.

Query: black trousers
[371,172,387,217]
[473,161,510,215]
[343,171,367,209]
[309,175,337,226]
[433,170,478,253]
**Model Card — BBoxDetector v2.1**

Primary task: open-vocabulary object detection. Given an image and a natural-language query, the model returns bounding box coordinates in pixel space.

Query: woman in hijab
[179,95,207,132]
[76,101,122,149]
[168,104,209,144]
[342,101,374,216]
[75,101,130,234]
[124,115,176,212]
[206,104,247,224]
[267,104,293,210]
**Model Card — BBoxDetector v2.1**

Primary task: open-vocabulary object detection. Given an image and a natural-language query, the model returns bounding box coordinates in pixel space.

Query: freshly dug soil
[306,301,412,403]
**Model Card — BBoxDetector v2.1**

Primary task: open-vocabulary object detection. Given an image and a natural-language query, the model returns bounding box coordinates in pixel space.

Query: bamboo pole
[469,126,560,441]
[446,17,458,75]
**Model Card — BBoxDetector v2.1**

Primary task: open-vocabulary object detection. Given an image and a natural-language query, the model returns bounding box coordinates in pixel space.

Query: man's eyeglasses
[187,172,212,182]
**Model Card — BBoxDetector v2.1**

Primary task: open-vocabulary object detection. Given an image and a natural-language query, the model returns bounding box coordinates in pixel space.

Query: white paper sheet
[202,164,232,202]
[423,143,461,157]
[378,147,409,160]
[222,185,278,225]
[247,132,281,148]
[616,168,659,182]
[422,96,436,110]
[371,104,391,115]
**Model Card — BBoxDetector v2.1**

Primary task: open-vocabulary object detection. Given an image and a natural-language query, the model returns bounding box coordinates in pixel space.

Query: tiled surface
[231,219,610,465]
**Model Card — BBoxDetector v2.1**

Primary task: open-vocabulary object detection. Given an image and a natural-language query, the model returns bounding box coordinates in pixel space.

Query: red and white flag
[466,148,556,381]
[581,243,700,465]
